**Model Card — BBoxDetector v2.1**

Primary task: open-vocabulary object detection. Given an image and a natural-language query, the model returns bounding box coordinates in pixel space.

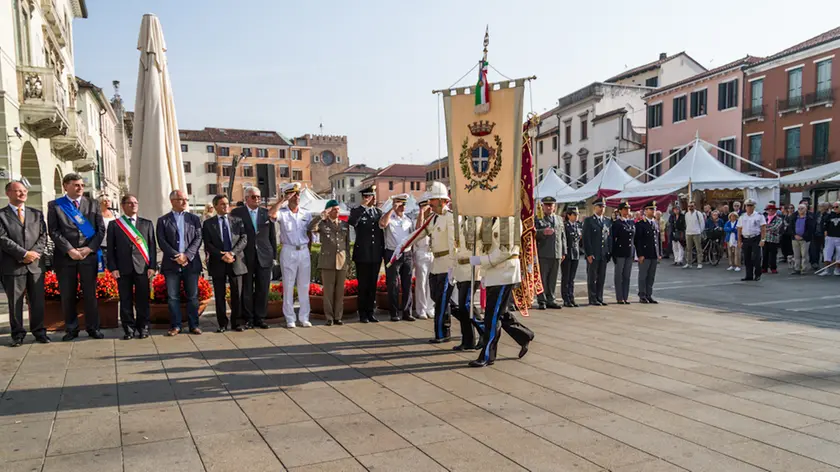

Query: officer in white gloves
[468,216,534,367]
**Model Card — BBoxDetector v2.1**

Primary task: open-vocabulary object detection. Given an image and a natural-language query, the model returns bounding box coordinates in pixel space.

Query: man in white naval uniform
[276,182,313,328]
[468,216,534,367]
[453,214,482,351]
[413,194,434,320]
[423,182,457,343]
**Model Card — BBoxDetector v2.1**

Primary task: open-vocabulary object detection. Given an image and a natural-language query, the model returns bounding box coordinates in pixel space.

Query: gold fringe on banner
[513,113,543,316]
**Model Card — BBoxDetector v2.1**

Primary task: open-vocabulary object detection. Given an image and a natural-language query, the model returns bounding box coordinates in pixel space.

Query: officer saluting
[634,200,661,304]
[348,185,385,323]
[535,196,566,310]
[424,181,457,344]
[583,198,612,306]
[611,201,635,305]
[561,206,582,307]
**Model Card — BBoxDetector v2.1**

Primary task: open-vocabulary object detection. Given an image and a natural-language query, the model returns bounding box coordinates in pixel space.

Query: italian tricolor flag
[114,216,150,265]
[475,60,490,114]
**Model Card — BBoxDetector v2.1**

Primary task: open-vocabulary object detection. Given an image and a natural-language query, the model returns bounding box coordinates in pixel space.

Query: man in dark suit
[230,186,275,329]
[635,201,661,304]
[107,194,156,340]
[47,173,106,341]
[348,185,385,323]
[534,196,566,310]
[0,181,49,346]
[582,199,612,306]
[156,189,203,336]
[203,194,248,332]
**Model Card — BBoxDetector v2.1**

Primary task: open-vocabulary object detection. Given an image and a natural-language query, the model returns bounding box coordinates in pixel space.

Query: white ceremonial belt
[284,244,307,250]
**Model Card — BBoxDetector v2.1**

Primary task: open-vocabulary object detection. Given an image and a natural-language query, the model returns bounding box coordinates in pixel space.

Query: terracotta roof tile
[373,163,427,179]
[748,26,840,68]
[178,127,293,146]
[645,55,763,98]
[333,164,378,176]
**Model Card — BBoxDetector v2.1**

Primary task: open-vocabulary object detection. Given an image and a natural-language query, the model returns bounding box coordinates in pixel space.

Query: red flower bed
[43,270,118,300]
[309,283,323,296]
[151,273,213,303]
[344,279,358,296]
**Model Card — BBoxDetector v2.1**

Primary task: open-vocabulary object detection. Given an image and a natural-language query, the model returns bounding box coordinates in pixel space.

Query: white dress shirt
[738,211,765,238]
[385,213,413,251]
[277,207,311,247]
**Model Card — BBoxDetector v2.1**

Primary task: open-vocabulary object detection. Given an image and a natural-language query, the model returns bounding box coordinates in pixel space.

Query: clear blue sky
[75,0,839,169]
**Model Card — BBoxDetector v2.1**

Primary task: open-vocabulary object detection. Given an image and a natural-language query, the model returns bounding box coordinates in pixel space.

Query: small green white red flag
[475,60,490,114]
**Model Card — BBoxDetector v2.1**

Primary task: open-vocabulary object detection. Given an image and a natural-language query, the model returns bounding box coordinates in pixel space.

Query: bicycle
[702,228,723,266]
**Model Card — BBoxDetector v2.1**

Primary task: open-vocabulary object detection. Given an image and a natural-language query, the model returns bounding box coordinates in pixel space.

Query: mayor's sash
[114,216,150,265]
[56,196,103,270]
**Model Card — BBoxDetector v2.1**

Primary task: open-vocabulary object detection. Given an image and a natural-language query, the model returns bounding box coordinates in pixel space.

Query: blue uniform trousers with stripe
[454,281,479,347]
[430,273,453,340]
[478,284,534,364]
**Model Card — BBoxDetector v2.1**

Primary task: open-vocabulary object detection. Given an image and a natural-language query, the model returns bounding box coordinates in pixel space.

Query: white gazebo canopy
[299,187,327,213]
[536,167,574,199]
[609,139,779,201]
[825,173,840,183]
[780,161,840,187]
[556,159,641,203]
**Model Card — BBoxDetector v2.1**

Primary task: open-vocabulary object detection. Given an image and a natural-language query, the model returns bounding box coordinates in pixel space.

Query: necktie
[17,207,24,224]
[73,200,80,209]
[250,210,257,230]
[221,217,232,251]
[130,217,136,226]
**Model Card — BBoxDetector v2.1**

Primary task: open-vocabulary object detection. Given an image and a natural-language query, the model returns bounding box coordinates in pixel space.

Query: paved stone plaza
[5,298,840,471]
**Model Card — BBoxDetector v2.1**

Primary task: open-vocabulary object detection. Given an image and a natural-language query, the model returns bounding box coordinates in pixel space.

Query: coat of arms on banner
[459,120,502,192]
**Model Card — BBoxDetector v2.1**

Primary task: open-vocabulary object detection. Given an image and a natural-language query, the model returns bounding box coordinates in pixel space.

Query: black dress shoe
[572,302,580,307]
[639,298,650,304]
[537,303,546,310]
[244,323,253,330]
[123,333,135,340]
[428,337,451,344]
[563,301,572,308]
[452,344,476,351]
[598,301,608,306]
[233,326,245,332]
[519,341,530,359]
[360,318,369,324]
[647,298,659,304]
[402,314,416,322]
[254,322,270,329]
[368,316,379,323]
[741,277,753,281]
[10,337,23,347]
[325,320,334,326]
[390,315,400,322]
[34,335,51,344]
[755,276,761,281]
[546,303,562,309]
[216,327,227,333]
[469,359,494,367]
[62,331,79,342]
[138,331,150,339]
[334,320,344,326]
[87,330,105,339]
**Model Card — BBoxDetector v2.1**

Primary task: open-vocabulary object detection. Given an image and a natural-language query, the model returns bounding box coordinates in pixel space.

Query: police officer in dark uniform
[535,196,566,309]
[348,185,384,323]
[583,199,612,306]
[635,200,660,304]
[561,206,582,307]
[611,201,635,304]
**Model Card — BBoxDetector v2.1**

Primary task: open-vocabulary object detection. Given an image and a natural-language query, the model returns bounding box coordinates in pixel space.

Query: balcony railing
[41,0,68,47]
[805,87,835,108]
[16,65,69,138]
[778,95,804,114]
[775,152,833,170]
[52,108,92,162]
[742,104,765,121]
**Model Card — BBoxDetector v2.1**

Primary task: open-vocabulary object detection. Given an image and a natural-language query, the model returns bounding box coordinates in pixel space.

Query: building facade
[110,80,130,193]
[328,163,377,206]
[742,27,839,188]
[360,164,426,205]
[178,127,312,208]
[0,0,89,212]
[301,133,348,194]
[424,156,449,189]
[534,53,706,187]
[645,56,762,179]
[76,77,120,204]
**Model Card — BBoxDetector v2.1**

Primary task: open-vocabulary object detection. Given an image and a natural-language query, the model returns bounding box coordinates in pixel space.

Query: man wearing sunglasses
[231,186,277,328]
[737,199,766,281]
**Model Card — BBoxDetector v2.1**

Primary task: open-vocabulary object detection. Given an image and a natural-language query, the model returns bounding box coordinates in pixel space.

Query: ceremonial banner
[443,82,524,218]
[513,116,543,316]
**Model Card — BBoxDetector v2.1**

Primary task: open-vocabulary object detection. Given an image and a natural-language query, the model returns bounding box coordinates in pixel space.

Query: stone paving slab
[6,300,840,470]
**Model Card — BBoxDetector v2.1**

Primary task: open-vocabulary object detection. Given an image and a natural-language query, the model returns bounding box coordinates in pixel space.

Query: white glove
[469,255,482,266]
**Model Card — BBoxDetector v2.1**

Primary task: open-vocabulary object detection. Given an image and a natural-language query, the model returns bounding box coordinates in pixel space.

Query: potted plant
[42,270,120,331]
[266,282,284,321]
[343,278,359,314]
[148,274,213,328]
[308,283,325,314]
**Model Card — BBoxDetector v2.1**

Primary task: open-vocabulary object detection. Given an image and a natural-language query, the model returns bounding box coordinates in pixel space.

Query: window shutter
[733,80,738,108]
[718,83,725,110]
[672,99,677,122]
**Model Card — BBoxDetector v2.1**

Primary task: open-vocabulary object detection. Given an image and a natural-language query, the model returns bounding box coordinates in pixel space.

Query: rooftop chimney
[659,52,667,60]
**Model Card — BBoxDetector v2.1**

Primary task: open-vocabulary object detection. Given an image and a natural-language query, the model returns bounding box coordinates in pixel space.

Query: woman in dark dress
[668,205,686,265]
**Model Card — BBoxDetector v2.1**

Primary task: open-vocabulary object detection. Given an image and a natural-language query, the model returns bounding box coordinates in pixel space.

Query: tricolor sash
[115,216,150,265]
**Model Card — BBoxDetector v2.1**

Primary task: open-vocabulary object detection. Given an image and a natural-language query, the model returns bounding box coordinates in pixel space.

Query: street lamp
[227,152,245,201]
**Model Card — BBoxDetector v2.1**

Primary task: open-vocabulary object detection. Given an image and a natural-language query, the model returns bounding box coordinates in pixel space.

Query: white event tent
[608,138,780,209]
[779,161,840,187]
[536,168,574,199]
[556,159,642,203]
[299,187,327,213]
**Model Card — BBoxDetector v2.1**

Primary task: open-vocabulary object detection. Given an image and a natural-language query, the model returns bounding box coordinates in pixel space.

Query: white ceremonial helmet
[427,181,449,200]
